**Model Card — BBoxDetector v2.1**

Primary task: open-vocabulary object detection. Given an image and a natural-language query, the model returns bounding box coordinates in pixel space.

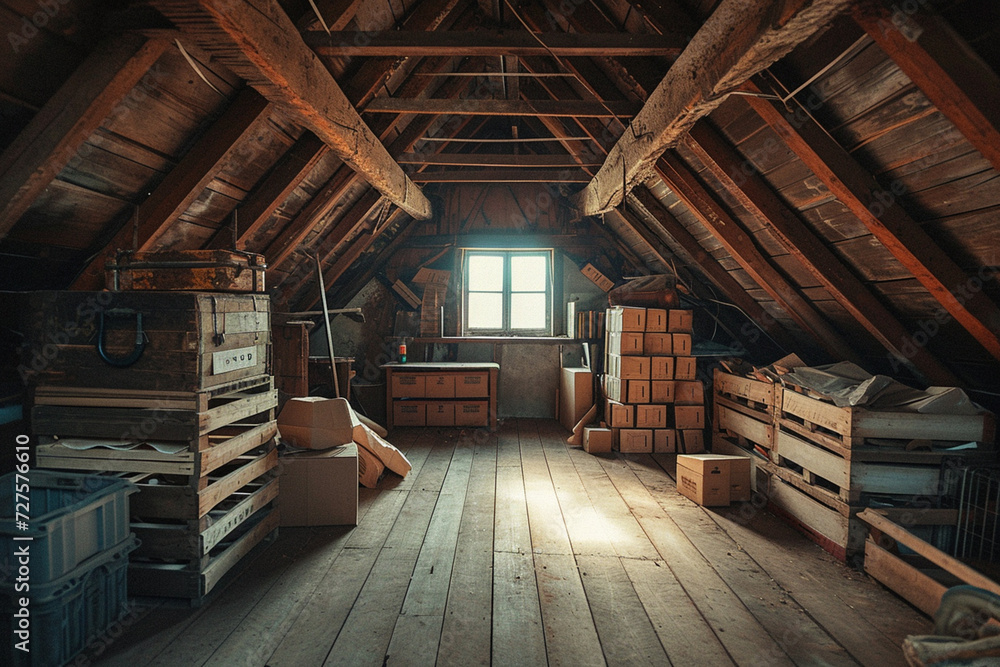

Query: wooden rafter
[629,187,799,353]
[411,169,591,183]
[656,152,859,363]
[204,131,328,250]
[304,30,687,57]
[72,87,272,289]
[571,0,853,216]
[395,153,602,168]
[853,1,1000,173]
[0,35,168,238]
[684,121,960,384]
[744,80,1000,364]
[363,98,640,118]
[152,0,432,220]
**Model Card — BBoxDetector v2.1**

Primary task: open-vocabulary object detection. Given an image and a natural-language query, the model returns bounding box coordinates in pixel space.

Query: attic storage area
[2,0,1000,664]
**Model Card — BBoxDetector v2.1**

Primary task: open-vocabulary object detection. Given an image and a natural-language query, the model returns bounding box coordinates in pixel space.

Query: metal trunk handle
[97,308,147,367]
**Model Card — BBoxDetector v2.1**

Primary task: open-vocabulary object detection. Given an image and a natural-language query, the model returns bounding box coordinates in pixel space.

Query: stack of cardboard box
[602,306,706,454]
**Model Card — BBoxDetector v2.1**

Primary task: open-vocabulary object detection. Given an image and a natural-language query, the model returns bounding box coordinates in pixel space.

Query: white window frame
[462,248,553,336]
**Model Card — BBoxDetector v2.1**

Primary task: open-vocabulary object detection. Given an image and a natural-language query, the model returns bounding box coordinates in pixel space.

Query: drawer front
[455,372,489,398]
[424,374,456,398]
[392,374,426,398]
[393,402,426,426]
[426,402,456,426]
[455,401,489,427]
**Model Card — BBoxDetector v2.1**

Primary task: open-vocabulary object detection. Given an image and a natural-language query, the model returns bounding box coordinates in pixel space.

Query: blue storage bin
[0,471,135,584]
[2,535,138,667]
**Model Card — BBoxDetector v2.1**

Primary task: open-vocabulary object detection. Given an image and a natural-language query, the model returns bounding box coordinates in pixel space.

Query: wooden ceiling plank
[152,0,432,220]
[0,34,168,239]
[304,30,687,56]
[685,120,961,384]
[363,98,640,118]
[395,153,601,168]
[853,1,1000,173]
[744,81,1000,364]
[411,169,591,182]
[71,87,272,289]
[203,131,328,251]
[571,0,853,216]
[656,152,859,362]
[629,186,799,352]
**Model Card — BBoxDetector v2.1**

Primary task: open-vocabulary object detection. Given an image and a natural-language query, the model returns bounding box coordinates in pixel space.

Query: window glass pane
[510,293,547,329]
[511,255,547,292]
[468,255,503,291]
[467,293,503,329]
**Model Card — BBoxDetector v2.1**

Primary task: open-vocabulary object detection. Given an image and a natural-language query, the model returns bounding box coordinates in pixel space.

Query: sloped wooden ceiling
[1,0,1000,399]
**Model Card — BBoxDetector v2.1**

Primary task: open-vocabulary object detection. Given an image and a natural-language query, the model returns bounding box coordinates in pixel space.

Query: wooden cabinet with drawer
[384,363,499,430]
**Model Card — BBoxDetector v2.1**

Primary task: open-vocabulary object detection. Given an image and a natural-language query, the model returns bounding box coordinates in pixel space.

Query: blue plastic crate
[0,471,136,584]
[3,536,138,667]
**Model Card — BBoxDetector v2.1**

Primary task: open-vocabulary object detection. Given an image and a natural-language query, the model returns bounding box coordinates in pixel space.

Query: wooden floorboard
[96,418,933,667]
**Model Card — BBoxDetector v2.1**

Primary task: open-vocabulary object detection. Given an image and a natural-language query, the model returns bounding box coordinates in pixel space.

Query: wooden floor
[97,419,931,666]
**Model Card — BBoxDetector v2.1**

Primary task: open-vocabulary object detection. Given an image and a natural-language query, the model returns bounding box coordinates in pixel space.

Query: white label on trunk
[213,346,258,374]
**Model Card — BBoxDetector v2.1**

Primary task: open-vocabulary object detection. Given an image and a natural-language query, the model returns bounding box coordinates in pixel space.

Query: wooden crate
[776,388,996,456]
[713,368,775,420]
[714,401,775,453]
[25,291,271,392]
[106,249,266,293]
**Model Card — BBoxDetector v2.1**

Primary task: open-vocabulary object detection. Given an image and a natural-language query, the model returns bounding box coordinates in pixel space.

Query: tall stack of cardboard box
[602,306,706,453]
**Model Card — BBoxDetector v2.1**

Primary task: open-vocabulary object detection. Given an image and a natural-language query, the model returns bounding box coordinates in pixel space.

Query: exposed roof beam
[629,187,799,353]
[72,87,272,289]
[744,79,1000,364]
[396,153,602,167]
[571,0,853,216]
[685,120,960,385]
[0,35,168,239]
[656,152,860,363]
[204,131,328,251]
[853,2,1000,173]
[411,169,591,183]
[363,98,640,118]
[152,0,431,220]
[304,30,687,56]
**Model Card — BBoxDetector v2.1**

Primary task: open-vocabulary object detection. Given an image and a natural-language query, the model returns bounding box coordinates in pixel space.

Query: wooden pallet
[131,476,279,562]
[776,388,996,457]
[713,369,775,419]
[714,399,774,453]
[129,504,279,601]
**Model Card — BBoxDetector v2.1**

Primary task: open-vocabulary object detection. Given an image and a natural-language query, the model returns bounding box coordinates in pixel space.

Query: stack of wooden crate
[26,290,279,601]
[602,305,705,453]
[712,368,997,562]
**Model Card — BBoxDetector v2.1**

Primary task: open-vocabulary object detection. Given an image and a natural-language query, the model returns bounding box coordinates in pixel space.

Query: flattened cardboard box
[279,443,359,526]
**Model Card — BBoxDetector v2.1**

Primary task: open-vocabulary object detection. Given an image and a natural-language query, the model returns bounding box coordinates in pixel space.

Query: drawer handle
[97,308,147,367]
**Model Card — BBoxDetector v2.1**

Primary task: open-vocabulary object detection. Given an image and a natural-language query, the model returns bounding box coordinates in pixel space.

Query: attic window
[462,249,552,336]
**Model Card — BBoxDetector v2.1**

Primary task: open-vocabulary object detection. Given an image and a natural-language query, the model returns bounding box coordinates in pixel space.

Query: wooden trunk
[106,249,266,293]
[26,291,271,392]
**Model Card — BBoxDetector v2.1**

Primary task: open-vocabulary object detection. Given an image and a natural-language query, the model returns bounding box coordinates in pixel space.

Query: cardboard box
[606,400,634,427]
[278,397,356,450]
[672,333,692,356]
[357,444,385,488]
[674,405,705,429]
[582,263,614,291]
[636,404,667,428]
[651,380,675,403]
[643,333,672,355]
[674,357,697,381]
[645,308,667,333]
[426,402,456,426]
[668,309,694,333]
[279,443,359,526]
[614,355,650,380]
[608,306,646,332]
[650,356,674,380]
[653,429,676,453]
[676,454,730,506]
[617,428,653,453]
[679,429,705,453]
[425,374,456,398]
[455,401,489,426]
[391,373,426,398]
[393,401,426,426]
[583,427,613,453]
[625,380,650,404]
[456,372,489,398]
[728,456,752,502]
[560,367,594,431]
[674,380,704,405]
[353,423,412,478]
[608,331,644,355]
